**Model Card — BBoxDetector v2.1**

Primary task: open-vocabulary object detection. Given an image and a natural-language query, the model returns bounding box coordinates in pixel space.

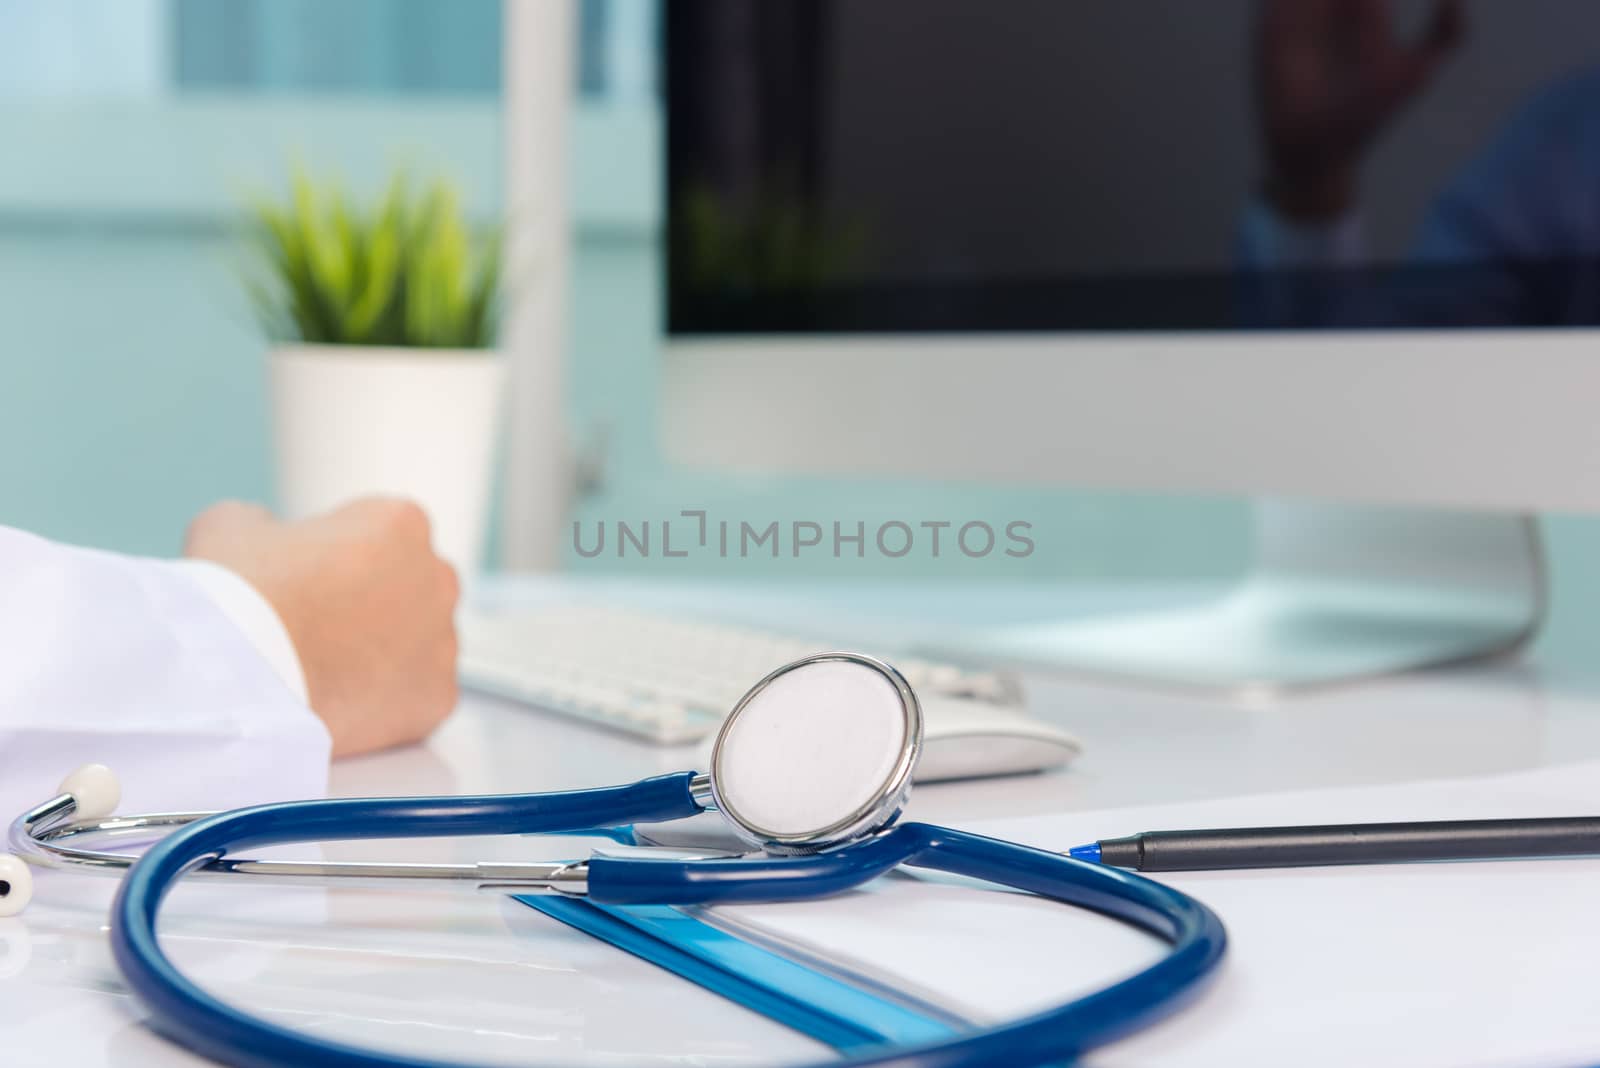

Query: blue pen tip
[1068,842,1102,864]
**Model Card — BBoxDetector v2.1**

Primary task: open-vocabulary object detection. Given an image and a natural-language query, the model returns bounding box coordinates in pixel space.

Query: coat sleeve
[0,526,332,820]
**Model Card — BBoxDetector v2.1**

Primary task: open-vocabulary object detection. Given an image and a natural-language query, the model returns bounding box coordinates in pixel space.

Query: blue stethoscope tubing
[110,771,1227,1068]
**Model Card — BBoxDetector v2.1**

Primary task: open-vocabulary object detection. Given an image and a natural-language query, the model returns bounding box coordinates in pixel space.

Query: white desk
[9,576,1600,1066]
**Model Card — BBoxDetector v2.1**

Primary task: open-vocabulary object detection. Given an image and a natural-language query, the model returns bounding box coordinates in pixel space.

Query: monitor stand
[938,501,1546,694]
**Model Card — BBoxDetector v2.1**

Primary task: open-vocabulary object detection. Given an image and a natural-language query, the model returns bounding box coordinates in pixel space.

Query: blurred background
[5,0,1600,665]
[0,0,1248,588]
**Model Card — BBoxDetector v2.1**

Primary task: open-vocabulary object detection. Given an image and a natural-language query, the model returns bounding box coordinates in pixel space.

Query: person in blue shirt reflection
[1244,0,1600,326]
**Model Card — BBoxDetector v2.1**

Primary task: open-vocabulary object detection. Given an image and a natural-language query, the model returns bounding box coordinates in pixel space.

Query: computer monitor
[658,0,1600,689]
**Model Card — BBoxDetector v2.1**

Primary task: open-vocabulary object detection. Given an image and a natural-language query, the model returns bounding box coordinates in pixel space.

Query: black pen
[1066,816,1600,872]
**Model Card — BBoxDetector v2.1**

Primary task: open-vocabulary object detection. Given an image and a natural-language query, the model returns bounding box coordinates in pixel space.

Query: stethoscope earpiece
[0,762,120,917]
[0,853,32,918]
[57,764,120,821]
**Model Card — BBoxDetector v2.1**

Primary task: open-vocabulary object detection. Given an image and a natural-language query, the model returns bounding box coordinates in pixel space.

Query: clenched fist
[184,498,460,757]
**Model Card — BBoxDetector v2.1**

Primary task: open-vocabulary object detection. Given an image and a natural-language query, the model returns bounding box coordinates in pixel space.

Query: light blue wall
[173,0,503,95]
[0,225,268,554]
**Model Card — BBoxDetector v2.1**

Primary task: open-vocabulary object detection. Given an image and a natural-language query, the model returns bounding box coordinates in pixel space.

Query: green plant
[244,169,502,349]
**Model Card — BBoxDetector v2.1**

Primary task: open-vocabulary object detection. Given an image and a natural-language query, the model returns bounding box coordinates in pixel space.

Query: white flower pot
[269,344,505,576]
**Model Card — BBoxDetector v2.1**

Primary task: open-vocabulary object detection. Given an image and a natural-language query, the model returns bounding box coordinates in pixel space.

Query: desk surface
[10,575,1600,1066]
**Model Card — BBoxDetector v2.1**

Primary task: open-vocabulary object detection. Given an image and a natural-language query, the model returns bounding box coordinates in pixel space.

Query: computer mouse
[912,695,1083,783]
[691,693,1081,786]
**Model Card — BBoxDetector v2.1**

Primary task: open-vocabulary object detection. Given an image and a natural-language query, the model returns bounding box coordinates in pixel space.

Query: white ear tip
[0,855,32,917]
[57,764,120,820]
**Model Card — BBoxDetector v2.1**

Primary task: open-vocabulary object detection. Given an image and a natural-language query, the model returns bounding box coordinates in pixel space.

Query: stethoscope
[4,651,1227,1068]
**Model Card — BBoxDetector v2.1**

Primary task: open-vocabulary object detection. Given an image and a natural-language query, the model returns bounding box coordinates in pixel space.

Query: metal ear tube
[1,763,122,916]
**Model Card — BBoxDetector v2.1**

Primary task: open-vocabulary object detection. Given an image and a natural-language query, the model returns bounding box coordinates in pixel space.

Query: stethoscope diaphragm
[708,651,922,854]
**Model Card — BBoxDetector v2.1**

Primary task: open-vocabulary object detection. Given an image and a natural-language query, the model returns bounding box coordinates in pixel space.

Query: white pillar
[499,0,574,570]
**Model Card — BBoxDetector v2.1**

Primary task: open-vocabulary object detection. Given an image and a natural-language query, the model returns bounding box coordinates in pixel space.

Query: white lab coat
[0,526,331,822]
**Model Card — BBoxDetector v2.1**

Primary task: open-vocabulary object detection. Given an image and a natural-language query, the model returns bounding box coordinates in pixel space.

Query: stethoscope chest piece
[708,651,922,854]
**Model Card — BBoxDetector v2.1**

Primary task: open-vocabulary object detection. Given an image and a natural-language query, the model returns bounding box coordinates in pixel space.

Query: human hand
[184,498,460,757]
[1257,0,1464,220]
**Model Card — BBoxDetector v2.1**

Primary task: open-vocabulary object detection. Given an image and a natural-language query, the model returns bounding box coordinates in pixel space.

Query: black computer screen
[666,0,1600,333]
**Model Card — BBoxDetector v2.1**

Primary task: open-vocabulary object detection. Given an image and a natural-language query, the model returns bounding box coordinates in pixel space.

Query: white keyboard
[457,604,1021,744]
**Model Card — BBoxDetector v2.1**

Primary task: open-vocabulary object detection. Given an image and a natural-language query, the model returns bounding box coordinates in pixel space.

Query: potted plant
[244,170,504,575]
